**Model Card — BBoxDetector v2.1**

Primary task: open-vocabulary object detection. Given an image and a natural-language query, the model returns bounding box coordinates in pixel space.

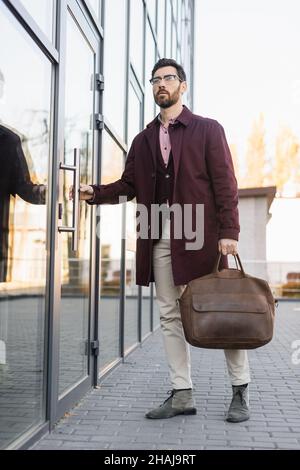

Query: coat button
[151,172,156,178]
[165,174,170,178]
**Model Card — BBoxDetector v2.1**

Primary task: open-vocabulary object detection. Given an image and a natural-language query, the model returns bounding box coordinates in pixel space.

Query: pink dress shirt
[157,107,183,206]
[157,110,182,167]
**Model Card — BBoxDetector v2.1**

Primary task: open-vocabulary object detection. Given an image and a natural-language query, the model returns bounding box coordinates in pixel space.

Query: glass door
[0,2,52,448]
[54,0,100,418]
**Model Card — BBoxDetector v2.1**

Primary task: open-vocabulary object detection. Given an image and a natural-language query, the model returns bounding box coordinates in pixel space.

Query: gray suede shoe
[145,389,197,419]
[226,384,250,423]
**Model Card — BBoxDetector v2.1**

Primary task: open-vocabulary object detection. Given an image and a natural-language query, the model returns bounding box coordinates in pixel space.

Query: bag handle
[213,252,246,276]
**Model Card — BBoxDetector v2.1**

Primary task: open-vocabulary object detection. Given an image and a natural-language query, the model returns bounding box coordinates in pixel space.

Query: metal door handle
[58,148,80,251]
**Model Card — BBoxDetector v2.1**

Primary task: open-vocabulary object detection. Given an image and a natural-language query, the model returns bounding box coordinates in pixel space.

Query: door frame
[48,0,101,427]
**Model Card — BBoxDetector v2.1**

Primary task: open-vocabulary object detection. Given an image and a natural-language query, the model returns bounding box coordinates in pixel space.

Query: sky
[193,0,300,262]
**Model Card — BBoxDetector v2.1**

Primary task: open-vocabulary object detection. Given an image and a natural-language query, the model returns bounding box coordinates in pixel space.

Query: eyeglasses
[149,74,183,86]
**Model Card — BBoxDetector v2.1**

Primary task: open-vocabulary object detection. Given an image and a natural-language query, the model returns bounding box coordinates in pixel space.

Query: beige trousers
[152,217,251,390]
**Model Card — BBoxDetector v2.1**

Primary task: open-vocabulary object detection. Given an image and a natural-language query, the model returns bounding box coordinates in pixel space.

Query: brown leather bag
[178,253,276,349]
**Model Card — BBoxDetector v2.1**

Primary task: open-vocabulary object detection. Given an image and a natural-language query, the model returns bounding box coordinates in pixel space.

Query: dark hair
[151,58,186,82]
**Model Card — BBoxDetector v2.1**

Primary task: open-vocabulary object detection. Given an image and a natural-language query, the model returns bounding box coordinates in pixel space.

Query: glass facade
[58,11,94,397]
[0,3,51,449]
[157,0,165,55]
[98,131,123,371]
[87,0,101,20]
[147,0,156,28]
[129,0,144,83]
[0,0,195,449]
[124,83,141,353]
[145,21,156,125]
[142,285,151,338]
[103,0,126,139]
[166,0,172,57]
[19,0,54,41]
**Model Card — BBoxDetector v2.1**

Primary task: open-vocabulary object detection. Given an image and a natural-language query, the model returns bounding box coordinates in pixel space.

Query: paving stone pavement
[30,301,300,450]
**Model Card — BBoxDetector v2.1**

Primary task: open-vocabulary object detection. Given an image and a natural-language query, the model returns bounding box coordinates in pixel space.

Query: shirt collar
[157,106,183,127]
[155,104,191,128]
[158,114,178,126]
[146,104,193,129]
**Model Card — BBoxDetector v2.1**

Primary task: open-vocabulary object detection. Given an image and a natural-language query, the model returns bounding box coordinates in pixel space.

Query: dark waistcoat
[153,131,174,243]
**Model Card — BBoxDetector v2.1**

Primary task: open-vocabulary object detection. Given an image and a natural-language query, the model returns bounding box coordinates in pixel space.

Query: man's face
[152,66,186,109]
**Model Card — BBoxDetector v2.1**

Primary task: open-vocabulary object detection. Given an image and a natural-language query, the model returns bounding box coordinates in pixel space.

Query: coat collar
[144,105,193,188]
[145,104,193,129]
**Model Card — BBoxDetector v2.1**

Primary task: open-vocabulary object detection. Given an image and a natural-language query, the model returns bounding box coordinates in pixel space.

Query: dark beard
[154,84,181,109]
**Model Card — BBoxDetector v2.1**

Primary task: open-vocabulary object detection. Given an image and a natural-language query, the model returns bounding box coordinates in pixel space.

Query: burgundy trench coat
[89,105,240,286]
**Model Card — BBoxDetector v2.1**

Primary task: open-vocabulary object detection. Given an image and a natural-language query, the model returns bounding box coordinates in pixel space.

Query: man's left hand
[218,239,238,256]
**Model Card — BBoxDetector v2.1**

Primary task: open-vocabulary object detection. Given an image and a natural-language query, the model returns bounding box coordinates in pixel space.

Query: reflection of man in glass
[0,69,46,283]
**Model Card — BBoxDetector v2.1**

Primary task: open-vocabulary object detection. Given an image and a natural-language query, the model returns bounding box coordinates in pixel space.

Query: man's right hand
[69,184,94,201]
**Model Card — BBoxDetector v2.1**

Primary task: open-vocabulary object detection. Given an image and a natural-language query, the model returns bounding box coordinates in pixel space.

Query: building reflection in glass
[0,8,51,449]
[98,131,123,372]
[58,12,93,396]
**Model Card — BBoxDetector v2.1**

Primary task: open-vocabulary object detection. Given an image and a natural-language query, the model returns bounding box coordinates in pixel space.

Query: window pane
[177,45,181,64]
[130,0,144,83]
[147,0,156,29]
[157,0,165,56]
[19,0,54,41]
[142,285,151,338]
[166,0,171,57]
[153,284,160,329]
[58,13,94,396]
[87,0,100,19]
[181,3,192,105]
[0,6,51,448]
[124,84,141,352]
[175,0,179,23]
[98,132,123,371]
[103,0,126,139]
[178,0,182,47]
[145,22,156,125]
[172,22,177,59]
[124,247,138,352]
